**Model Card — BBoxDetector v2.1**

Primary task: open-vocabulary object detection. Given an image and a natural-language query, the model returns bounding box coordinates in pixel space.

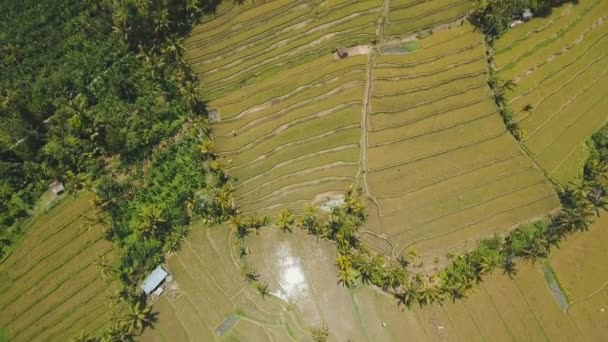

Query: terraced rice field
[362,24,559,264]
[386,0,472,37]
[185,0,383,216]
[145,215,608,341]
[185,0,559,264]
[494,0,608,185]
[139,224,316,342]
[546,214,608,341]
[0,193,119,341]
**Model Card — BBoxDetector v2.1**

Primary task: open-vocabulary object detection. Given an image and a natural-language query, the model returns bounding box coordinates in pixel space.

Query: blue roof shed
[141,265,168,295]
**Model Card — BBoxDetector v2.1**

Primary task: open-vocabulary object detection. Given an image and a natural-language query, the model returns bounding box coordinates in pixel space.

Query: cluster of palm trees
[487,68,522,139]
[268,166,608,311]
[71,301,156,342]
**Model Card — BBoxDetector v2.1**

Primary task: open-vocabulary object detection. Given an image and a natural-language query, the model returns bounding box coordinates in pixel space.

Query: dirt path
[358,2,387,232]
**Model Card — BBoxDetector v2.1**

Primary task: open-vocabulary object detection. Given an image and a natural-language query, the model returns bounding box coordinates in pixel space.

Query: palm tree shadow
[142,308,160,332]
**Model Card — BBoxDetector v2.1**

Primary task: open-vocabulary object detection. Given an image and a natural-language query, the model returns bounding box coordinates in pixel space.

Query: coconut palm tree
[276,209,295,233]
[395,288,418,308]
[255,281,270,298]
[198,138,214,158]
[70,331,92,342]
[336,253,355,287]
[299,205,323,238]
[418,285,442,305]
[381,262,407,291]
[136,204,166,237]
[353,252,383,285]
[122,302,156,334]
[311,325,329,342]
[241,263,258,283]
[94,256,116,283]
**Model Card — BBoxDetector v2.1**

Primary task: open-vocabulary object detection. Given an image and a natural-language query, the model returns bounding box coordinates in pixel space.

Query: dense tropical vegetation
[0,0,221,256]
[471,0,574,38]
[1,0,236,339]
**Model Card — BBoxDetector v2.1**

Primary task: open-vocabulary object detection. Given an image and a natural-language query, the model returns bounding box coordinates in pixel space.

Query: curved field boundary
[372,82,487,114]
[0,210,90,276]
[0,227,104,300]
[186,1,312,49]
[508,33,608,109]
[384,167,534,217]
[384,178,550,231]
[369,95,494,133]
[520,63,608,140]
[9,270,104,339]
[219,103,361,154]
[369,130,506,173]
[191,7,379,73]
[369,110,497,148]
[217,71,364,125]
[389,0,470,24]
[0,236,108,312]
[236,161,359,199]
[211,58,365,110]
[226,120,360,170]
[372,71,486,98]
[200,33,374,100]
[374,55,485,81]
[375,152,522,200]
[394,193,556,253]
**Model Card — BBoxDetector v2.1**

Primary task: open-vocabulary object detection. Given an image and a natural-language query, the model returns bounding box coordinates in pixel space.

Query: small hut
[522,9,533,21]
[208,109,221,123]
[141,265,169,296]
[336,48,349,59]
[49,180,65,196]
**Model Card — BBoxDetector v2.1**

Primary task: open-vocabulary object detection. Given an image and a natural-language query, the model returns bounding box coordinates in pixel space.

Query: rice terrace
[1,0,608,341]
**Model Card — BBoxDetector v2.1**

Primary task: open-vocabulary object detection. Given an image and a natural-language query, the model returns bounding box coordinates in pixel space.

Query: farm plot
[549,214,608,305]
[386,0,472,38]
[363,24,559,264]
[495,0,608,185]
[0,192,120,342]
[413,262,583,342]
[186,0,381,101]
[184,0,383,216]
[139,224,317,342]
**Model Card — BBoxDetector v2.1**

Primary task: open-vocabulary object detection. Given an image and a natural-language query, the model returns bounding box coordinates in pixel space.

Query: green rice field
[0,193,120,341]
[494,0,608,185]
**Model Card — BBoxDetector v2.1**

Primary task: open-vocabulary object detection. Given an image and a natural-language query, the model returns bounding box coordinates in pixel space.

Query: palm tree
[198,138,214,158]
[136,204,166,237]
[555,205,594,233]
[94,256,116,283]
[241,263,258,283]
[395,288,418,309]
[353,252,383,285]
[381,262,407,290]
[477,254,500,275]
[311,325,329,342]
[122,302,156,334]
[299,205,323,238]
[100,321,132,342]
[276,209,295,233]
[336,253,355,287]
[255,281,270,298]
[153,9,172,35]
[418,285,442,306]
[70,331,92,342]
[162,37,185,60]
[215,184,234,216]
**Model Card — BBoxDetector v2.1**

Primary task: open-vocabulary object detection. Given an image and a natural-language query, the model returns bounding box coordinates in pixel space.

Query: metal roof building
[141,265,168,295]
